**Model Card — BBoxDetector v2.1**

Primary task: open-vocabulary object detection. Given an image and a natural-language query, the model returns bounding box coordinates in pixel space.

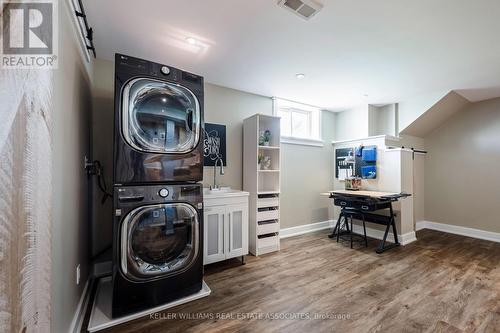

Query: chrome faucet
[210,157,225,190]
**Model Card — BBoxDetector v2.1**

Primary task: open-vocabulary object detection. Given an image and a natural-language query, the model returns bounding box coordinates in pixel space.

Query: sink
[203,187,249,198]
[204,186,232,194]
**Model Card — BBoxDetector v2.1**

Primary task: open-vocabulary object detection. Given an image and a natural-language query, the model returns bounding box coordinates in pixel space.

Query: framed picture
[203,123,226,166]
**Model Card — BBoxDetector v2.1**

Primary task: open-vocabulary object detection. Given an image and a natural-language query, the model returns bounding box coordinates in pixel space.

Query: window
[273,98,323,146]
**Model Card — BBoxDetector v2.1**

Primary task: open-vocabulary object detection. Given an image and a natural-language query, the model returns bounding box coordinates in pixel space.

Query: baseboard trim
[68,278,93,333]
[280,220,334,239]
[350,223,417,246]
[280,220,417,246]
[416,221,500,243]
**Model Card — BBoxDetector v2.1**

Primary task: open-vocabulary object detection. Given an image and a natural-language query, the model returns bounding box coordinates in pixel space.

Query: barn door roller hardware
[74,0,96,58]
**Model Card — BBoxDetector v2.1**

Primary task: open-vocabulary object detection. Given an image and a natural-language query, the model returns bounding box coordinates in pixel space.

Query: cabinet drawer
[257,234,279,249]
[257,221,280,235]
[257,209,279,221]
[257,197,279,209]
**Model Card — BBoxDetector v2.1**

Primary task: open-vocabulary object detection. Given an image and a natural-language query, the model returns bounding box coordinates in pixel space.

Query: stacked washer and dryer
[111,54,205,318]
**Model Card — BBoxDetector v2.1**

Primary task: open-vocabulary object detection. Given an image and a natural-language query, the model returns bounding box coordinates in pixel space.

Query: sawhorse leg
[376,203,401,254]
[328,209,350,239]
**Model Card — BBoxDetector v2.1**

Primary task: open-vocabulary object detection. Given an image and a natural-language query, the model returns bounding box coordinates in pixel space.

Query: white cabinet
[203,193,249,265]
[204,206,226,264]
[226,204,247,258]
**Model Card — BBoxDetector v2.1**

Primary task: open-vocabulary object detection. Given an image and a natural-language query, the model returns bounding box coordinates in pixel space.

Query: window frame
[272,97,324,147]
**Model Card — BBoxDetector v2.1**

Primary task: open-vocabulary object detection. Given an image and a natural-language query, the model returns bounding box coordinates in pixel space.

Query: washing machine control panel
[158,188,169,198]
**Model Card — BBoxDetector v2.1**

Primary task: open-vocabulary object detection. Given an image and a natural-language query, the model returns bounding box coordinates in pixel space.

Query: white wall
[369,104,397,137]
[332,137,415,236]
[52,2,93,332]
[334,106,368,141]
[398,90,448,132]
[336,104,397,141]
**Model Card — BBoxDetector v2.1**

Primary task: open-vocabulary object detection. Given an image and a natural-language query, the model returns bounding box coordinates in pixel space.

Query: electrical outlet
[76,264,81,285]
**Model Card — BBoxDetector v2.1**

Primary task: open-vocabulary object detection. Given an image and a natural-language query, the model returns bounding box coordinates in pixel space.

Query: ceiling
[85,0,500,110]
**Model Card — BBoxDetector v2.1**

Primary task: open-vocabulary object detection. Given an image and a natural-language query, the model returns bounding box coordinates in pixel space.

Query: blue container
[361,165,377,179]
[362,146,377,162]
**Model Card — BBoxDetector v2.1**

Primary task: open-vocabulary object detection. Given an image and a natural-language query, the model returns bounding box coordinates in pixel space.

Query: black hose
[92,160,113,204]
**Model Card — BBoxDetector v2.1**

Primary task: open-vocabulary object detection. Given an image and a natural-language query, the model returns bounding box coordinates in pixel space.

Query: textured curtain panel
[0,68,53,332]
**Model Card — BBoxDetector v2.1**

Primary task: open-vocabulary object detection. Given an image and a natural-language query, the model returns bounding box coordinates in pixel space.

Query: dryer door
[121,203,199,281]
[121,78,201,154]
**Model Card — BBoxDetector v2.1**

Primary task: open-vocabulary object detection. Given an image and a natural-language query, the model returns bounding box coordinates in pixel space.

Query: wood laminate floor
[94,230,500,333]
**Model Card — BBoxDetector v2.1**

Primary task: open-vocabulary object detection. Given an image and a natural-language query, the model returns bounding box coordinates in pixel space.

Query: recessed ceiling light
[296,73,305,79]
[186,37,197,45]
[363,94,369,98]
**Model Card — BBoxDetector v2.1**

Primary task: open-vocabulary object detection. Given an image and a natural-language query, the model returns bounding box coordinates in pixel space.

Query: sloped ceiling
[84,0,500,110]
[400,91,470,137]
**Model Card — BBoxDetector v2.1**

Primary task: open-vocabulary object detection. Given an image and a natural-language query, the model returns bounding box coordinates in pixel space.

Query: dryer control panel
[115,184,202,206]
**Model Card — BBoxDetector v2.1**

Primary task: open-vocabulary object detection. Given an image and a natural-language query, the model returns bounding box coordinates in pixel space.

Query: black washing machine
[112,183,203,318]
[113,54,204,185]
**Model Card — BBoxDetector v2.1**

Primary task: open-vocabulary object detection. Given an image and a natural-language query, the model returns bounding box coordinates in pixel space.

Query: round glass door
[121,203,199,281]
[121,78,201,154]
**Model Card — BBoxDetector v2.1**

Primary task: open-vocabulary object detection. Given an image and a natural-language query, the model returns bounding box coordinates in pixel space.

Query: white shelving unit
[243,114,281,256]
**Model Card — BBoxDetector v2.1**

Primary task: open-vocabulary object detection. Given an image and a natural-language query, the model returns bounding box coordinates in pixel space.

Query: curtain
[0,43,53,333]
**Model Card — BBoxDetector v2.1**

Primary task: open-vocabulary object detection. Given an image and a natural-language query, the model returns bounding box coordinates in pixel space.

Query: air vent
[278,0,322,20]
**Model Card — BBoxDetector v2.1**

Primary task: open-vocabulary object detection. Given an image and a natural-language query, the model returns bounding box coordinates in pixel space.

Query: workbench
[321,190,411,253]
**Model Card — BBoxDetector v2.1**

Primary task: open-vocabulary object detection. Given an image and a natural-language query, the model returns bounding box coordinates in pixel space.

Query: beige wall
[202,84,273,189]
[424,98,500,233]
[91,58,114,255]
[204,84,335,228]
[280,111,336,228]
[52,2,93,332]
[91,59,336,237]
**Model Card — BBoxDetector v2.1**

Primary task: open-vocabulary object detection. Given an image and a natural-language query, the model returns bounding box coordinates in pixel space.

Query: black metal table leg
[328,211,342,238]
[362,215,368,247]
[329,210,350,239]
[376,202,401,254]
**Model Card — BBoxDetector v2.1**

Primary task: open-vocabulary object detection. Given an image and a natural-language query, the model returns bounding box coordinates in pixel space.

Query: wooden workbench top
[320,189,401,198]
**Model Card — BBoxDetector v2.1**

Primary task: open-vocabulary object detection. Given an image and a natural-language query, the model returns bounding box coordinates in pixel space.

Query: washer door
[121,78,201,154]
[121,203,199,281]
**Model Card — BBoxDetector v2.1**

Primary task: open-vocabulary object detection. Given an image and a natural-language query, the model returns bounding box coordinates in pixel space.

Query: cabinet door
[225,204,249,259]
[203,206,226,265]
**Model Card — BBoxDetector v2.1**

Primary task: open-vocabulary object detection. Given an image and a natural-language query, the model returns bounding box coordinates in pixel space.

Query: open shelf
[244,113,281,256]
[258,145,280,150]
[257,190,280,195]
[258,172,279,193]
[258,148,280,170]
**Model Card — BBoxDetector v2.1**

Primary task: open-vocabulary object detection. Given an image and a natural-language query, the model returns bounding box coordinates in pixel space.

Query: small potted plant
[258,153,264,169]
[263,130,271,146]
[259,129,271,146]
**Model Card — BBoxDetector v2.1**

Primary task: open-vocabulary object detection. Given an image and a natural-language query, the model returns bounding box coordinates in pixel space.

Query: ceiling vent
[278,0,323,20]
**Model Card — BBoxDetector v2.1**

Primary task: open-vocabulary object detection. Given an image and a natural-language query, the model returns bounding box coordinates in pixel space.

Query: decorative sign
[203,123,226,166]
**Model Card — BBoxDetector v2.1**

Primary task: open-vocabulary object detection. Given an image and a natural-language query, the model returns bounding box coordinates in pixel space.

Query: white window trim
[272,97,324,147]
[281,136,324,147]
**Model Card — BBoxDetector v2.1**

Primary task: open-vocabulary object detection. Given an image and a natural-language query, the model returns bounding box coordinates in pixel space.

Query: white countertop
[203,188,250,199]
